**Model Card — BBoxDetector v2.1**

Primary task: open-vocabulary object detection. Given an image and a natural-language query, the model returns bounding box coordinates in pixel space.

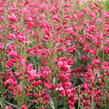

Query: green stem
[1,98,19,109]
[90,92,94,109]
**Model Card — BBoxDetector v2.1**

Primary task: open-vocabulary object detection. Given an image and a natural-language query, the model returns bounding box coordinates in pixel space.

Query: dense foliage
[0,0,109,109]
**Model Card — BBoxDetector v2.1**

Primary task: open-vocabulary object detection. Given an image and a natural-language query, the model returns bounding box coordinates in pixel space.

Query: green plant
[103,0,109,11]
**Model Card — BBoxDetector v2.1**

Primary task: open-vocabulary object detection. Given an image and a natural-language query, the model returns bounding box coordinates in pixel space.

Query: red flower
[20,104,28,109]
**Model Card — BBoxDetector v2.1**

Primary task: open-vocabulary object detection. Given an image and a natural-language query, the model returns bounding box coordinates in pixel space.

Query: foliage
[0,0,109,109]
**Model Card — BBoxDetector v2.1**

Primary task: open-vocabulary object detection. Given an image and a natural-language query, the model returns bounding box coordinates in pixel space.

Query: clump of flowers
[0,0,109,109]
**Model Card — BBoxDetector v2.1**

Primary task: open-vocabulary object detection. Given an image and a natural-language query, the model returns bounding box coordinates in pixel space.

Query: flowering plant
[0,0,109,109]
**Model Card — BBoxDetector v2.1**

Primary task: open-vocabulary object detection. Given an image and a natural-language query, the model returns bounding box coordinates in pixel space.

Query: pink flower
[92,58,101,67]
[63,81,71,89]
[89,12,96,18]
[5,106,12,109]
[32,80,42,86]
[43,66,51,75]
[67,45,76,53]
[39,3,46,12]
[52,15,60,22]
[40,107,45,109]
[103,47,109,54]
[55,83,64,91]
[50,7,57,13]
[6,78,17,86]
[20,104,28,109]
[8,14,18,22]
[5,58,16,69]
[26,22,35,29]
[7,34,16,40]
[83,99,90,106]
[44,81,53,89]
[56,57,71,72]
[8,51,19,58]
[26,63,38,81]
[103,12,109,19]
[23,7,30,14]
[17,34,29,44]
[83,82,89,91]
[81,55,88,61]
[105,39,109,44]
[0,42,4,50]
[59,73,67,81]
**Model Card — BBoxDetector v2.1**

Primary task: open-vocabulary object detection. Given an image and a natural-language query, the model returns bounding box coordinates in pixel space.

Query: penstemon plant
[0,0,109,109]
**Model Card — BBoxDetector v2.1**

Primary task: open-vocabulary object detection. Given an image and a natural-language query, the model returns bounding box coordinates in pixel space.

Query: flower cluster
[0,0,109,109]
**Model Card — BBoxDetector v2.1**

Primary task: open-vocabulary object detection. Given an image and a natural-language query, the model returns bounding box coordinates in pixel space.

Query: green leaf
[46,90,55,109]
[0,99,6,109]
[0,98,19,109]
[49,96,55,109]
